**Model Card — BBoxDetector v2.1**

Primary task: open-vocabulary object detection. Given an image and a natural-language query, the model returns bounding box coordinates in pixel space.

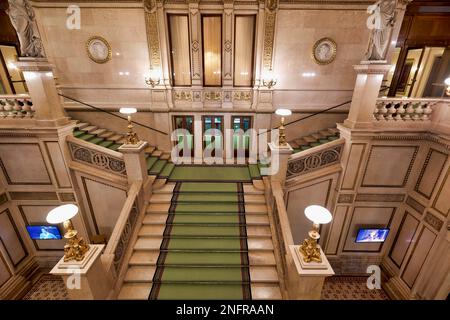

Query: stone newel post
[119,140,150,184]
[15,58,68,125]
[268,142,293,185]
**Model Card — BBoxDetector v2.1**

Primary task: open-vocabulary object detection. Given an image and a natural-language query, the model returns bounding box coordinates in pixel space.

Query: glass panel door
[173,116,194,157]
[232,116,252,157]
[203,116,223,157]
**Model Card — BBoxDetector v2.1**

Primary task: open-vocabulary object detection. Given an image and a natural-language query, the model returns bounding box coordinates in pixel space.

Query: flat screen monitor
[26,225,62,240]
[355,228,389,243]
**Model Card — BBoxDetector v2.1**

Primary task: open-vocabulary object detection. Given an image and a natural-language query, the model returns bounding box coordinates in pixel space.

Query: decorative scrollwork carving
[68,141,126,176]
[287,145,342,178]
[113,204,139,273]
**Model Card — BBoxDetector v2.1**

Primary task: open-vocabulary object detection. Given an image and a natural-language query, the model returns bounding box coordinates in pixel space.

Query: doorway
[202,116,223,157]
[173,116,194,158]
[231,116,252,157]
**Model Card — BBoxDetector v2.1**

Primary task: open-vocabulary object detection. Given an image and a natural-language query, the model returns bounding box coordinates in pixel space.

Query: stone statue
[364,0,397,61]
[6,0,45,58]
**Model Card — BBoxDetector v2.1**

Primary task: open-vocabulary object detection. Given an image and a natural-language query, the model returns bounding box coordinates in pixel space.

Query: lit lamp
[46,204,89,262]
[119,107,139,145]
[145,67,161,88]
[445,77,450,96]
[262,68,277,89]
[275,108,292,146]
[299,205,332,263]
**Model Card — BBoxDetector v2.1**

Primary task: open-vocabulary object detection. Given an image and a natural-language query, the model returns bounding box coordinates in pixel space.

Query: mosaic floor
[22,275,389,300]
[22,274,68,300]
[321,276,390,300]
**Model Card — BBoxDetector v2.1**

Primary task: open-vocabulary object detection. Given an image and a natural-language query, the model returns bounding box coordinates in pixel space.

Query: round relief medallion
[312,38,337,65]
[86,36,112,64]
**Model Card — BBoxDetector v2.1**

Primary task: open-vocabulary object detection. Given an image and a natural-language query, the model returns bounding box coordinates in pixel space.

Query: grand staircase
[289,126,340,154]
[72,120,175,179]
[118,165,281,300]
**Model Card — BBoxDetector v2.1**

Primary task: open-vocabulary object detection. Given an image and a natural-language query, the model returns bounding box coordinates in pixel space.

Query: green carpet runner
[149,178,251,300]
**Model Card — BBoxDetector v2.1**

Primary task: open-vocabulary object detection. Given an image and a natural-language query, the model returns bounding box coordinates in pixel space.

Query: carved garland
[68,141,126,176]
[262,11,276,70]
[287,145,342,177]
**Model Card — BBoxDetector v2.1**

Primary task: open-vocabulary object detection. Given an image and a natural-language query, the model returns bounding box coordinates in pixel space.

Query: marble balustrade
[373,98,441,122]
[0,95,35,118]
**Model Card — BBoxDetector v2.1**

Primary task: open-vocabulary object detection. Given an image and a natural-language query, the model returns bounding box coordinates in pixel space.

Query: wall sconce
[119,107,139,145]
[445,77,450,96]
[299,205,332,263]
[145,67,161,88]
[275,108,292,146]
[262,68,277,89]
[46,204,89,262]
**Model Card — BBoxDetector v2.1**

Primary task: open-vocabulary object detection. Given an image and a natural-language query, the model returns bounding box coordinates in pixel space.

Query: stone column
[343,63,391,129]
[194,115,203,164]
[118,140,149,185]
[50,245,111,300]
[288,245,334,299]
[268,142,293,185]
[15,58,69,125]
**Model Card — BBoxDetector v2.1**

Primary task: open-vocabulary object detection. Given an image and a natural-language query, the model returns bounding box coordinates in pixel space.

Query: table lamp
[299,205,332,263]
[119,107,139,145]
[275,108,292,146]
[47,204,89,262]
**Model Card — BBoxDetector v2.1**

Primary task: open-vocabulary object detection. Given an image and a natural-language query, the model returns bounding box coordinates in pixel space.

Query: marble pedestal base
[50,245,110,300]
[288,245,334,299]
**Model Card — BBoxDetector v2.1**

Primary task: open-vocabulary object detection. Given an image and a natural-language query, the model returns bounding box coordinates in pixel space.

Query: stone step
[160,152,171,160]
[129,250,276,267]
[294,138,309,146]
[83,125,98,133]
[149,194,172,204]
[145,146,156,154]
[138,224,271,238]
[109,134,124,142]
[151,150,163,157]
[153,183,176,194]
[76,122,89,130]
[124,266,156,283]
[152,178,167,190]
[250,266,279,283]
[251,283,282,300]
[99,131,115,139]
[289,141,299,148]
[328,127,339,135]
[303,136,317,143]
[244,194,265,204]
[143,213,168,225]
[252,180,265,191]
[243,184,264,195]
[91,128,107,136]
[118,283,151,300]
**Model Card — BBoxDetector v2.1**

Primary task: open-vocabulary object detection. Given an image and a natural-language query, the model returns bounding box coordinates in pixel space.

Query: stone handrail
[0,94,35,118]
[374,97,443,122]
[287,138,344,180]
[264,178,299,299]
[103,180,142,277]
[66,135,126,177]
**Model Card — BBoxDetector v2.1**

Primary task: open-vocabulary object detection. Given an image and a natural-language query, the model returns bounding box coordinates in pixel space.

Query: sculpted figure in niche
[364,0,397,61]
[7,0,45,57]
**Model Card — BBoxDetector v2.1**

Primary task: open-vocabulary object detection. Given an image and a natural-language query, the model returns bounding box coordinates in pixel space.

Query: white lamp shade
[445,77,450,86]
[275,108,292,117]
[47,204,79,224]
[304,205,332,224]
[119,107,137,115]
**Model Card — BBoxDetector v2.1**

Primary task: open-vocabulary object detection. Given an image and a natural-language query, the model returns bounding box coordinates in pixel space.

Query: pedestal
[50,245,111,300]
[344,62,391,129]
[268,142,293,185]
[119,140,149,184]
[288,245,334,299]
[15,58,69,125]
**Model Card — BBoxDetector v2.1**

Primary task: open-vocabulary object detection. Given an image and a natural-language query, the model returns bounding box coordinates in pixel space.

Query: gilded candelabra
[62,219,90,262]
[46,204,90,263]
[275,108,292,146]
[120,107,139,145]
[299,205,332,264]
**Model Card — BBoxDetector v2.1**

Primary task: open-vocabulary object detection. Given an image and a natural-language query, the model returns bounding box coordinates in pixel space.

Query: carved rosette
[287,145,342,178]
[69,141,126,176]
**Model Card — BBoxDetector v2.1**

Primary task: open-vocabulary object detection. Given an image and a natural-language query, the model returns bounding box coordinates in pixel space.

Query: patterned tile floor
[22,274,69,300]
[321,276,390,300]
[22,274,389,300]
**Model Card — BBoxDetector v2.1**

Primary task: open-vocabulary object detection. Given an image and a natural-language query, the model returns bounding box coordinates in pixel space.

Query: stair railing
[59,93,168,136]
[263,178,297,299]
[102,180,147,295]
